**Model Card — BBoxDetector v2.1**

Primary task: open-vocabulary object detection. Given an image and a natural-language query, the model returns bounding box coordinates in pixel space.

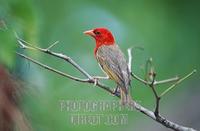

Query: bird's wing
[96,45,130,88]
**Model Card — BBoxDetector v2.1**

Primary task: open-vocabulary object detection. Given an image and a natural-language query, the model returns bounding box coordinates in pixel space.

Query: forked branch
[16,36,196,131]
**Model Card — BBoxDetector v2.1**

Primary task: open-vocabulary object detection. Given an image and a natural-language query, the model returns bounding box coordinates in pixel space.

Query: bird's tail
[120,87,135,106]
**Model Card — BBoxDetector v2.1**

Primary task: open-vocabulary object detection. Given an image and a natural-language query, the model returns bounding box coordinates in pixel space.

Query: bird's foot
[92,76,109,86]
[112,87,120,97]
[92,77,99,86]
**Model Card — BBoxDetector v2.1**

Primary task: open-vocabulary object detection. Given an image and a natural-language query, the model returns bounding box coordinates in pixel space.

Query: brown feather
[96,44,132,105]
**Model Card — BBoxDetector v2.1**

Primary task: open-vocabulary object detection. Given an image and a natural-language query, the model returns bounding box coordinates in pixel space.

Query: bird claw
[92,77,99,86]
[112,87,120,97]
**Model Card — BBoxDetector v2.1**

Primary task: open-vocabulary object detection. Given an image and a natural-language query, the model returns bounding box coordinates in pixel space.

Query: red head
[84,27,115,55]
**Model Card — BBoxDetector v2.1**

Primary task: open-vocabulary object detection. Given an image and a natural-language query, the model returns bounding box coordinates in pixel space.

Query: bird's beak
[83,30,95,37]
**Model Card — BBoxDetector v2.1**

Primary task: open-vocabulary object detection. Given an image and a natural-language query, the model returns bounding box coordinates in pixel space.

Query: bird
[84,27,134,106]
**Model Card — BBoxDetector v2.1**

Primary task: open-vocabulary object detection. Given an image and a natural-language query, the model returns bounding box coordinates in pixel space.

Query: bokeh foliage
[0,0,200,131]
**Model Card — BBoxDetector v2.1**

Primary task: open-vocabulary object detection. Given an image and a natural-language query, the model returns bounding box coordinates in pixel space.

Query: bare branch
[127,47,133,72]
[154,76,179,85]
[16,37,92,79]
[160,70,197,97]
[16,52,115,97]
[149,73,161,117]
[15,37,197,131]
[131,72,150,85]
[46,41,59,50]
[128,47,151,85]
[126,44,196,131]
[16,52,89,83]
[130,55,179,86]
[135,102,196,131]
[17,52,196,131]
[144,58,161,116]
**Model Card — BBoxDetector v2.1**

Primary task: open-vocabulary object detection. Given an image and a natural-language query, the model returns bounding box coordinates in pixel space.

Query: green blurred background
[0,0,200,130]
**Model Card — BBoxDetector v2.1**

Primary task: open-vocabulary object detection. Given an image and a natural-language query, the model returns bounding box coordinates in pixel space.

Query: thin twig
[16,36,92,79]
[46,41,59,50]
[154,76,179,85]
[16,52,89,83]
[149,73,160,117]
[160,70,197,97]
[131,72,150,85]
[144,58,161,116]
[131,72,180,86]
[127,47,133,72]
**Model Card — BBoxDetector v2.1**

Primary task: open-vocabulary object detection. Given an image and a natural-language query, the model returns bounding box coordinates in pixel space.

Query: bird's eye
[94,31,101,35]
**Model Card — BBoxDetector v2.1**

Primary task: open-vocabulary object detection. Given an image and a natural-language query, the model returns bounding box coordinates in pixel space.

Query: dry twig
[15,36,196,131]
